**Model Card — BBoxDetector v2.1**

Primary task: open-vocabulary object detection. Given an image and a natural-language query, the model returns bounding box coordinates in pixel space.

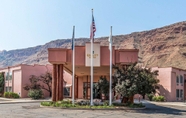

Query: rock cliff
[1,21,186,69]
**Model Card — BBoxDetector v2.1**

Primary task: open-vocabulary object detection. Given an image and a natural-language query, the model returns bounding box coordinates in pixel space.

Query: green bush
[28,89,43,99]
[152,96,165,102]
[3,92,20,98]
[157,96,165,101]
[152,96,157,101]
[41,101,51,106]
[11,92,20,98]
[4,92,9,98]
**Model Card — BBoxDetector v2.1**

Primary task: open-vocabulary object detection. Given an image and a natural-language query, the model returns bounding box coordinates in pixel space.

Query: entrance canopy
[48,42,139,76]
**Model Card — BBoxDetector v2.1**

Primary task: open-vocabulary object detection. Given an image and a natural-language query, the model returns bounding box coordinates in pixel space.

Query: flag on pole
[71,26,75,105]
[90,13,96,40]
[90,9,95,106]
[71,26,75,50]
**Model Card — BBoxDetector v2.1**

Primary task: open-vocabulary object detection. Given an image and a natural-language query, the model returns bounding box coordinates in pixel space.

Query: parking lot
[0,102,186,118]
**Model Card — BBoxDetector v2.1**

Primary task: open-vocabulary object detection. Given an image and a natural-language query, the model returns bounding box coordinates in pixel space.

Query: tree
[95,76,109,100]
[136,67,159,99]
[23,75,41,91]
[0,72,5,94]
[39,72,52,97]
[113,63,138,103]
[112,63,159,103]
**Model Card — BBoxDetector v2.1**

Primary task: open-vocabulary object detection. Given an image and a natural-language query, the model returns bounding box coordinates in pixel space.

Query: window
[5,87,8,92]
[180,89,183,98]
[176,76,179,84]
[6,73,9,80]
[9,87,11,92]
[5,87,12,92]
[5,71,12,80]
[176,89,183,99]
[180,75,183,84]
[9,72,12,80]
[176,89,179,98]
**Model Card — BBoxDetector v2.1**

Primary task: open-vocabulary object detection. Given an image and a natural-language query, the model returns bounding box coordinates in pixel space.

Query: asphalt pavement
[0,102,186,118]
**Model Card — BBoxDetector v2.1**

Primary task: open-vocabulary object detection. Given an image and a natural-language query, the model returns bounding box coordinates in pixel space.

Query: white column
[109,26,113,106]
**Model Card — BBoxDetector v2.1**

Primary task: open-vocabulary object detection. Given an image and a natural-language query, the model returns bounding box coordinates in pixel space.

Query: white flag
[108,29,112,50]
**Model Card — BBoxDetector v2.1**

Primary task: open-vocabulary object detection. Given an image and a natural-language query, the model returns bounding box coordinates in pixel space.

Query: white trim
[65,84,72,87]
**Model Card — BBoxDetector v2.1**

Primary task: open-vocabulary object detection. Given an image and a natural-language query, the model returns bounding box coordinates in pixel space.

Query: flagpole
[72,26,75,105]
[90,9,94,106]
[109,26,112,106]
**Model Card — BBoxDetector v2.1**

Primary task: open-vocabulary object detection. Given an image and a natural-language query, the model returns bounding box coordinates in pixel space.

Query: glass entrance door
[83,82,100,99]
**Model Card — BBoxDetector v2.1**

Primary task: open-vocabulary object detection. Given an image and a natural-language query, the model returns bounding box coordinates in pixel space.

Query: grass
[40,100,145,109]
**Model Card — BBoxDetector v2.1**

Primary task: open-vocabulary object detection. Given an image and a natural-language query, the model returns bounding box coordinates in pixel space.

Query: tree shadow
[131,102,186,115]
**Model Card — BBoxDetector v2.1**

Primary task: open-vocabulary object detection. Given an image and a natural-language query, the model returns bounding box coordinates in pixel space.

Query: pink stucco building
[0,64,72,98]
[48,42,139,101]
[151,67,186,102]
[0,64,53,98]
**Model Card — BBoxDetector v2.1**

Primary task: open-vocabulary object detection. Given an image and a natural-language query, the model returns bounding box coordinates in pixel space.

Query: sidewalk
[149,101,186,107]
[0,97,51,104]
[134,99,186,107]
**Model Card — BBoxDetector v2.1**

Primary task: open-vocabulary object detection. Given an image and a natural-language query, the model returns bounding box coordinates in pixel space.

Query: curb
[40,105,146,110]
[0,100,51,104]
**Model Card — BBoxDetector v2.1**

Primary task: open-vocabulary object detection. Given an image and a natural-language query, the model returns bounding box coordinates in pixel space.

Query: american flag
[71,26,75,50]
[90,14,96,40]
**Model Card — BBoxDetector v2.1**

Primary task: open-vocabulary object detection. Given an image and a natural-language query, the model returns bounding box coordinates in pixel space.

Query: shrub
[157,96,165,101]
[3,92,20,98]
[152,96,165,102]
[147,94,154,101]
[4,92,9,98]
[11,92,20,98]
[41,101,51,106]
[28,89,43,99]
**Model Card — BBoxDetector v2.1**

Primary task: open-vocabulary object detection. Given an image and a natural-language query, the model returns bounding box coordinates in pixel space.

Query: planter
[40,105,146,110]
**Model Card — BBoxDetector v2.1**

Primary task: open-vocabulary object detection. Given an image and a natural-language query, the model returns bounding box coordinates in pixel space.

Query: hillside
[1,21,186,69]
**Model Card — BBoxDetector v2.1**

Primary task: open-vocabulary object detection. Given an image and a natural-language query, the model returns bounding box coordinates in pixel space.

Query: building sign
[85,43,100,67]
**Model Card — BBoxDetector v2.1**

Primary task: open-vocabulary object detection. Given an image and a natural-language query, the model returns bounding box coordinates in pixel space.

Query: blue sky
[0,0,186,50]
